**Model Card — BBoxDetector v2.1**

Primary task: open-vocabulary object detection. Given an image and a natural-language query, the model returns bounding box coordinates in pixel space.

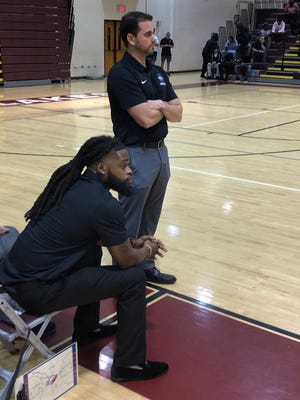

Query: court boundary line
[146,284,300,342]
[170,165,300,192]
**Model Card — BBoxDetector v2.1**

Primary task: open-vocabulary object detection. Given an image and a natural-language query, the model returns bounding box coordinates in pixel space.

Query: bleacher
[260,39,300,79]
[218,0,300,84]
[257,11,300,82]
[0,0,75,87]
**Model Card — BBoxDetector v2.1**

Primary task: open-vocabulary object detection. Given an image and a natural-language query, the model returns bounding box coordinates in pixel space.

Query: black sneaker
[72,323,118,345]
[111,360,169,383]
[145,267,176,284]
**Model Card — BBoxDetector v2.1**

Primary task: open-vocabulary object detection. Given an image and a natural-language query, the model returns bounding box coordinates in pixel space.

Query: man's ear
[127,33,135,46]
[96,161,106,176]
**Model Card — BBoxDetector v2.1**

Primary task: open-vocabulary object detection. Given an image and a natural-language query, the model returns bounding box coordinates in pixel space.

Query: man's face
[105,169,132,196]
[101,149,133,196]
[131,20,155,55]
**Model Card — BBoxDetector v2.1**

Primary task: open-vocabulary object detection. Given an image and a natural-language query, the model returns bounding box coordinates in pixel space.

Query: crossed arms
[128,98,183,129]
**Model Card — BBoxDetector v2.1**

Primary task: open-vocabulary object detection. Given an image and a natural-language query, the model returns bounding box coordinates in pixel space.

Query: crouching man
[0,135,168,383]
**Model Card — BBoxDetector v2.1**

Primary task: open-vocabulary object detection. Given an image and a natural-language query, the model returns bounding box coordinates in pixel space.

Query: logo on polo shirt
[141,80,147,84]
[157,75,166,86]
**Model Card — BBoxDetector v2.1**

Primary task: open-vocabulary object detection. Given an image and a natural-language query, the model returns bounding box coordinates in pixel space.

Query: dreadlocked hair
[24,136,125,224]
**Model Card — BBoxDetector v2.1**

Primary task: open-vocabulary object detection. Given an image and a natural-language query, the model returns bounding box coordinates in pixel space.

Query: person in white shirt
[271,16,285,44]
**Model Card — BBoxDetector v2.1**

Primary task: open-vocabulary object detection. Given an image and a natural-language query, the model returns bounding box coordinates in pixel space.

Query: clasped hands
[132,235,167,260]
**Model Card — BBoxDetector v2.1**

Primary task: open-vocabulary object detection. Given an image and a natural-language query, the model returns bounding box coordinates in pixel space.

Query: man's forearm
[160,101,183,122]
[148,99,182,123]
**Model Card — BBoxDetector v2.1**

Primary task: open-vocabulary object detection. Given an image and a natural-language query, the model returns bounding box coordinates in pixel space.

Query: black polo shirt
[0,169,128,285]
[107,51,178,146]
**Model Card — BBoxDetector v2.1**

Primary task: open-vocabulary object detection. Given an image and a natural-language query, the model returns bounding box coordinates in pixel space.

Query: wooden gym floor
[1,73,300,399]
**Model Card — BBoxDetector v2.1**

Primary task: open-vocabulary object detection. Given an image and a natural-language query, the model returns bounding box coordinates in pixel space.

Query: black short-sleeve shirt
[0,169,128,285]
[107,51,178,146]
[160,38,174,57]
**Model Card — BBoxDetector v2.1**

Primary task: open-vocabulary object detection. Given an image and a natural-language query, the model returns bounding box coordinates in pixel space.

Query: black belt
[135,140,165,149]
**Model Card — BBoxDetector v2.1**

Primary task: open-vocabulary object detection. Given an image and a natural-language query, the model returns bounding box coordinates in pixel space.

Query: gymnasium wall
[72,0,238,77]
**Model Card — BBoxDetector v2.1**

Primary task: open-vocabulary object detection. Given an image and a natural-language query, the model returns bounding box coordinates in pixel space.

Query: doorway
[104,20,126,76]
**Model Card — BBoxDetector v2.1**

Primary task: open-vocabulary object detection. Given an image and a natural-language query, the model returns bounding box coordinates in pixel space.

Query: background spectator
[271,16,285,44]
[201,32,219,78]
[259,23,272,48]
[235,44,253,82]
[283,0,299,35]
[252,34,267,62]
[207,46,222,79]
[236,23,251,55]
[160,32,174,75]
[222,35,238,59]
[219,52,235,81]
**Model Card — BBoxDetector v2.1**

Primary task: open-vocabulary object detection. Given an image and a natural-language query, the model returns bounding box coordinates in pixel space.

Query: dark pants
[219,61,235,80]
[201,55,210,76]
[271,32,284,43]
[283,13,298,34]
[6,265,146,367]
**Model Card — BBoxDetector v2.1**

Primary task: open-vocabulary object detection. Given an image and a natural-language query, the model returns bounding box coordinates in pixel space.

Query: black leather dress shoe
[145,267,176,284]
[111,360,169,383]
[72,323,118,345]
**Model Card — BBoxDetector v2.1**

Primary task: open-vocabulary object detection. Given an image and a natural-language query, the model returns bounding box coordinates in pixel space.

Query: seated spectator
[207,46,222,79]
[235,44,253,82]
[219,52,235,80]
[284,1,299,35]
[223,35,238,58]
[252,34,267,62]
[271,16,285,44]
[259,23,272,48]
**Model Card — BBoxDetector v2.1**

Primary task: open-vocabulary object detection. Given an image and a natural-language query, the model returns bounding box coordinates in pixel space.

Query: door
[104,20,125,76]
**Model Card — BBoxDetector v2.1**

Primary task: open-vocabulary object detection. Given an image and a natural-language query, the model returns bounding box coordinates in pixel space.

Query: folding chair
[0,289,56,400]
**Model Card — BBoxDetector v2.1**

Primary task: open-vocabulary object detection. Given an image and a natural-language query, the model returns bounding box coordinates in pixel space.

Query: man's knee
[125,266,145,285]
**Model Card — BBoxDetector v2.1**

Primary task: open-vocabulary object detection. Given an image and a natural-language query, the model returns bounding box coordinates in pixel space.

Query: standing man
[201,32,219,79]
[107,12,183,285]
[148,28,159,64]
[160,32,174,75]
[0,136,169,382]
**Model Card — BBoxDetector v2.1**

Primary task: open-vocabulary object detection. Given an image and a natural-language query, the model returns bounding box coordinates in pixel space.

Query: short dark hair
[120,11,153,47]
[211,32,219,41]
